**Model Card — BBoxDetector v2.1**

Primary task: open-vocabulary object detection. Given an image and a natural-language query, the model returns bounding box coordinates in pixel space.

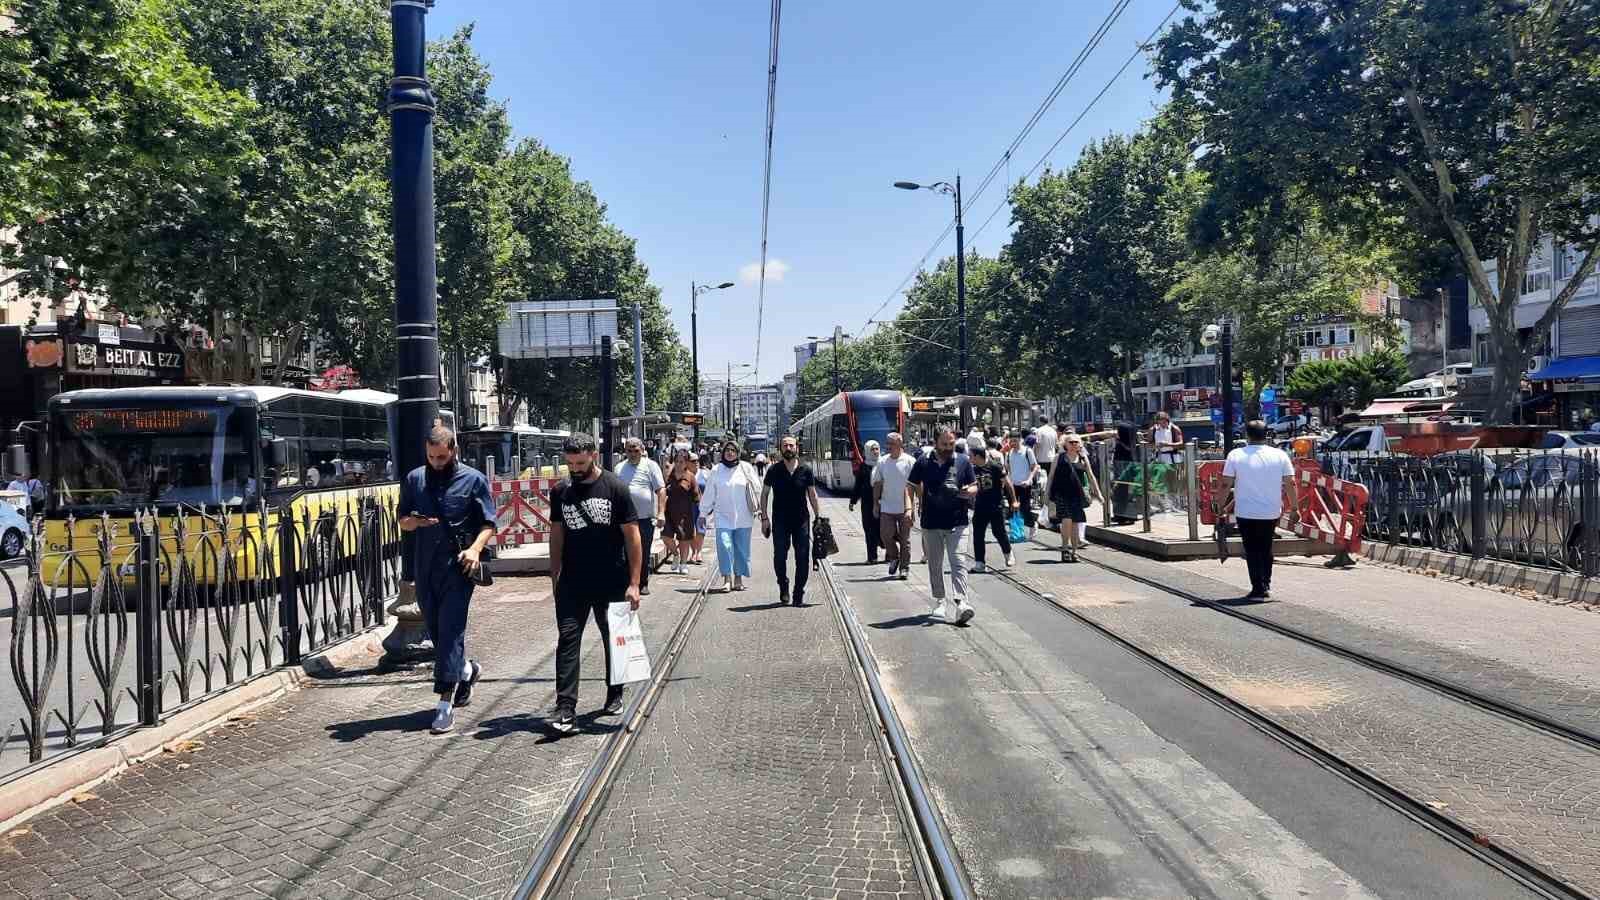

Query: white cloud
[739,258,790,284]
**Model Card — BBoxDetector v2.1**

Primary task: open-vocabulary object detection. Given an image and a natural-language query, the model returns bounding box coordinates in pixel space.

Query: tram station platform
[1080,502,1322,560]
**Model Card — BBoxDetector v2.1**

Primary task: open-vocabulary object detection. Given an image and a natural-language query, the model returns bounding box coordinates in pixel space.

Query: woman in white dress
[699,440,759,591]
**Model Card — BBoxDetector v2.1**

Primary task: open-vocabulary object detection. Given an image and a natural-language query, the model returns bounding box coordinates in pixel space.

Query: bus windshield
[50,405,258,511]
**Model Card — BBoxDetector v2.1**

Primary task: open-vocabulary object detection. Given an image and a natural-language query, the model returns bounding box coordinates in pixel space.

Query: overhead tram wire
[860,0,1133,336]
[964,1,1185,249]
[753,0,782,383]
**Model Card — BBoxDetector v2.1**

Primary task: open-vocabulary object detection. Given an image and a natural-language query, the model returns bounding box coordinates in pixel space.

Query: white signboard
[97,324,120,346]
[498,298,619,360]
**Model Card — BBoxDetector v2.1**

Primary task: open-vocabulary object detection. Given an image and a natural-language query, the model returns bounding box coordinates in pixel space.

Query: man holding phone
[398,426,496,735]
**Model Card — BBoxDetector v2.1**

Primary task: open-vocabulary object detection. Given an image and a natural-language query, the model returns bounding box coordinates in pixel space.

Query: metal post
[389,0,440,581]
[633,299,645,417]
[954,175,968,396]
[135,525,163,727]
[278,513,301,665]
[601,335,615,469]
[1470,452,1487,558]
[1185,441,1200,542]
[1100,439,1112,528]
[1140,445,1152,533]
[1220,320,1235,456]
[691,283,700,441]
[1583,449,1599,577]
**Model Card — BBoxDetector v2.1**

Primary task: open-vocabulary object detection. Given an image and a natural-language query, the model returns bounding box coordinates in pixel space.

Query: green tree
[0,0,253,318]
[1285,359,1345,422]
[890,253,1016,396]
[796,329,904,410]
[1340,347,1410,410]
[1157,1,1600,423]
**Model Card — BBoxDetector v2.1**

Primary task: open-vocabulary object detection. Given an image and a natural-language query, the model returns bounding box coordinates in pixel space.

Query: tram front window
[854,405,897,453]
[50,406,258,511]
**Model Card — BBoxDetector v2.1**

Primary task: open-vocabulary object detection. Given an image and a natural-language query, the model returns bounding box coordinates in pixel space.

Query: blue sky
[427,1,1176,388]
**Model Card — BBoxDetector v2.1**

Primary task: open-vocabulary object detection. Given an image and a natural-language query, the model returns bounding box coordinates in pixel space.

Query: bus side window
[830,414,849,461]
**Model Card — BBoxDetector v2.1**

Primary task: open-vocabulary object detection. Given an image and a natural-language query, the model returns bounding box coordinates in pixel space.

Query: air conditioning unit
[1529,355,1547,373]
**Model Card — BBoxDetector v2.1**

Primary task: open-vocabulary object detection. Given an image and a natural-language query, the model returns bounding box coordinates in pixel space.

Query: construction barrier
[489,477,558,548]
[1196,458,1369,554]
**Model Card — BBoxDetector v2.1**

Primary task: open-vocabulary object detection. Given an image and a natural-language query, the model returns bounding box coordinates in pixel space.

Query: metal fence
[0,492,400,781]
[1324,448,1600,575]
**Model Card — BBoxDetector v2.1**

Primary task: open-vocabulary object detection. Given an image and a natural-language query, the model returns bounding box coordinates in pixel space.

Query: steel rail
[818,558,974,900]
[984,554,1591,900]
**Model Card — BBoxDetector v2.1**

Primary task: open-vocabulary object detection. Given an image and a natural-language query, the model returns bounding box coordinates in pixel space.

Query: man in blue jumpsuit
[398,426,497,735]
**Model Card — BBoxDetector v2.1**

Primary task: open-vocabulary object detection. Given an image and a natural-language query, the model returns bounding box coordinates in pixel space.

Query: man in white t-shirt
[616,437,667,595]
[871,431,918,578]
[1219,420,1299,600]
[1005,434,1040,540]
[1033,417,1058,528]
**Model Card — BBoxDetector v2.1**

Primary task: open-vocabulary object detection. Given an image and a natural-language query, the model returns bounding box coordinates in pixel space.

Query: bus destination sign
[69,408,217,435]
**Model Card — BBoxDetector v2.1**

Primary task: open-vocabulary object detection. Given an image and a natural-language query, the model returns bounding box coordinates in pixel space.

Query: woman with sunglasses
[1046,432,1104,562]
[699,440,759,591]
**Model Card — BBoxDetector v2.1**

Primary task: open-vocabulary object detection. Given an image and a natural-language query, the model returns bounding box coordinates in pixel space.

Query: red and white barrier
[489,477,558,548]
[1196,459,1369,554]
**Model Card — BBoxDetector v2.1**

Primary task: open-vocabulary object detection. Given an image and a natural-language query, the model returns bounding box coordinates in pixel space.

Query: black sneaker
[792,591,804,607]
[601,688,625,716]
[779,585,790,605]
[887,559,898,576]
[550,705,576,733]
[453,659,482,707]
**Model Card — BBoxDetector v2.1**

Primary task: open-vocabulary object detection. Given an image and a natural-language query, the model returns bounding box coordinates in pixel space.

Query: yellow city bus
[41,386,400,589]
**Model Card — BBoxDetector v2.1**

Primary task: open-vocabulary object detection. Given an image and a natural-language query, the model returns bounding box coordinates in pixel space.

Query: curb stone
[0,619,394,833]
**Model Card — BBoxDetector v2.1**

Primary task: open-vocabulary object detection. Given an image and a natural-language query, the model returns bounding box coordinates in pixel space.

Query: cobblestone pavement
[999,533,1600,895]
[1097,542,1600,739]
[0,570,700,900]
[554,523,926,900]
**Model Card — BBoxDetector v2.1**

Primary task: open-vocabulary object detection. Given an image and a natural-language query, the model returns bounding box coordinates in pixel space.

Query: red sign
[311,365,361,392]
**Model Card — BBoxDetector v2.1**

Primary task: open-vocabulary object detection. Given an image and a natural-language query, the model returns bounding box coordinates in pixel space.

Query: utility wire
[861,0,1134,335]
[753,0,782,385]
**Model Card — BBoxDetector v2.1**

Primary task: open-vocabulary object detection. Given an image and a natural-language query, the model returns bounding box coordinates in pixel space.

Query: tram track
[505,552,968,899]
[982,531,1594,900]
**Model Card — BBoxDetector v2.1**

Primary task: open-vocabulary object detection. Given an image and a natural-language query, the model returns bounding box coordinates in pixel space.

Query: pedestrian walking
[5,468,45,514]
[1219,420,1300,600]
[701,439,759,592]
[1006,432,1040,540]
[397,426,496,735]
[548,433,642,733]
[1046,432,1103,562]
[1034,416,1058,477]
[662,450,700,574]
[849,440,882,564]
[759,435,821,606]
[1148,411,1186,512]
[753,451,769,478]
[871,432,917,578]
[910,426,978,624]
[616,437,666,596]
[968,442,1017,573]
[966,424,986,453]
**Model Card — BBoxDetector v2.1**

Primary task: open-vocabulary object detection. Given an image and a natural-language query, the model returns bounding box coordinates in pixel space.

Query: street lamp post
[805,331,847,394]
[691,280,735,440]
[895,177,966,395]
[383,0,439,665]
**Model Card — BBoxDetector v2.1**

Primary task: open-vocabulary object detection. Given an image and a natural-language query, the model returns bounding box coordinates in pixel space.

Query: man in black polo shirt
[758,434,820,606]
[910,425,978,625]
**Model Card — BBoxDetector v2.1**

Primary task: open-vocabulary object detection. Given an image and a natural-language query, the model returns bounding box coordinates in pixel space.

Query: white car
[1540,431,1600,449]
[0,490,30,560]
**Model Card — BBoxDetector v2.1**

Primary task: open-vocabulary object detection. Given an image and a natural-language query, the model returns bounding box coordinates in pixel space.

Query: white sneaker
[972,562,986,574]
[1005,553,1016,568]
[928,595,945,617]
[1027,525,1036,541]
[952,599,975,625]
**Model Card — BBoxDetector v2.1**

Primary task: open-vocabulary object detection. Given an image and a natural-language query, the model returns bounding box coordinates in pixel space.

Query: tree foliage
[1157,0,1600,422]
[795,329,905,413]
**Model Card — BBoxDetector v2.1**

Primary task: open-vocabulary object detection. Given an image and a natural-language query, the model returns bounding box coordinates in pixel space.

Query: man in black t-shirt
[759,434,820,606]
[910,426,978,625]
[548,433,642,733]
[968,442,1018,573]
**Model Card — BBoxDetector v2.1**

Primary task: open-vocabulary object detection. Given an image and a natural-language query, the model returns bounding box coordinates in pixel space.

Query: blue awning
[1528,355,1600,381]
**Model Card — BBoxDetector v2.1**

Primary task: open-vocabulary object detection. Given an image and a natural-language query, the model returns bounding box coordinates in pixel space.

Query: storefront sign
[97,324,120,346]
[24,338,62,369]
[1552,381,1600,393]
[1300,347,1355,362]
[65,336,184,380]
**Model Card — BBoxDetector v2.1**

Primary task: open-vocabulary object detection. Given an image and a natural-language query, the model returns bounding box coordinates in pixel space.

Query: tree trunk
[273,322,306,387]
[1486,328,1528,426]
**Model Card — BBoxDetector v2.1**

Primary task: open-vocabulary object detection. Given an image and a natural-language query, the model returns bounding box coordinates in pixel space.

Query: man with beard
[548,433,642,733]
[758,434,820,606]
[398,426,497,735]
[910,425,978,624]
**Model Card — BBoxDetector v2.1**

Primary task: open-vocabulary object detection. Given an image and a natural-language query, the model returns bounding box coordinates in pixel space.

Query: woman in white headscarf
[849,440,883,563]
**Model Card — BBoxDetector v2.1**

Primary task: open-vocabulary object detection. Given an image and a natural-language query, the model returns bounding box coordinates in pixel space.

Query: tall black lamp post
[691,280,735,440]
[805,331,846,394]
[382,0,440,665]
[895,177,967,396]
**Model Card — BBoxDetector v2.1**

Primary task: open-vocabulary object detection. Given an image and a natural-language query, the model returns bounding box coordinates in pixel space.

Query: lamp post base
[380,580,434,668]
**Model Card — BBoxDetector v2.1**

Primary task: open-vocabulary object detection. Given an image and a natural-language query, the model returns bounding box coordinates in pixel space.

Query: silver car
[0,491,30,561]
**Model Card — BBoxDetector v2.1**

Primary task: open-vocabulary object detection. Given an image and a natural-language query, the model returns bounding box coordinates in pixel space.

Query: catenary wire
[753,0,782,383]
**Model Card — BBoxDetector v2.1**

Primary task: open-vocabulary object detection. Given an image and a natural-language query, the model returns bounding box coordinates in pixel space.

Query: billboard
[498,298,619,359]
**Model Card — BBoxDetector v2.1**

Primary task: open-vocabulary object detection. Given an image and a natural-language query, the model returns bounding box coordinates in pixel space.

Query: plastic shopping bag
[1007,510,1026,543]
[607,604,652,685]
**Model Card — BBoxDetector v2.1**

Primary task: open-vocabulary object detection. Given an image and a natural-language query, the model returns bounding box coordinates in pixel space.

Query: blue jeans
[716,527,753,577]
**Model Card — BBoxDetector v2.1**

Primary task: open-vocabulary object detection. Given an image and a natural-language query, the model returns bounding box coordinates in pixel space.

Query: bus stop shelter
[908,395,1034,437]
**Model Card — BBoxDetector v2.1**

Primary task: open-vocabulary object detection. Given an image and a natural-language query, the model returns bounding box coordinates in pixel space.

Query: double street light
[690,280,735,439]
[805,330,846,395]
[895,177,968,396]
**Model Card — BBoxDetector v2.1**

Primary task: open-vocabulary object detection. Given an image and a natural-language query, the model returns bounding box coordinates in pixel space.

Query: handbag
[429,477,496,587]
[1007,510,1026,543]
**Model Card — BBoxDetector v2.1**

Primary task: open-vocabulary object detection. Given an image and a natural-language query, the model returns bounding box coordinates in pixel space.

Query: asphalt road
[821,495,1539,900]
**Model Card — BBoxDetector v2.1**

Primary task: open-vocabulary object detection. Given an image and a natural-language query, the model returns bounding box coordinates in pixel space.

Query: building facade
[738,385,781,437]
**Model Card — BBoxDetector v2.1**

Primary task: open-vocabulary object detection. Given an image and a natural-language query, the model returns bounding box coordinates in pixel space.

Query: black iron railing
[0,492,399,780]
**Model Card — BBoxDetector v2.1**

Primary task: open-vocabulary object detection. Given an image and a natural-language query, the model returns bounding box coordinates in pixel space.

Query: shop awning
[1358,399,1417,418]
[1528,355,1600,381]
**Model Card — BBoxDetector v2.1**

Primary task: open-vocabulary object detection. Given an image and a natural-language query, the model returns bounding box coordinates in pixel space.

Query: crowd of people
[395,413,1298,735]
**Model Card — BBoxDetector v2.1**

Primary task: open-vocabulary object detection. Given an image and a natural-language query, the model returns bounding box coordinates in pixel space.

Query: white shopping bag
[607,604,652,685]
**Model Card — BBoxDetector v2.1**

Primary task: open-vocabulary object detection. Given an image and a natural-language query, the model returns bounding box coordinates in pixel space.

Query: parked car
[1438,449,1597,570]
[1538,430,1600,449]
[0,490,29,560]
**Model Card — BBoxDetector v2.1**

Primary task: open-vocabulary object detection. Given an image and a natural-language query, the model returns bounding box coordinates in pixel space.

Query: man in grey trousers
[909,426,978,625]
